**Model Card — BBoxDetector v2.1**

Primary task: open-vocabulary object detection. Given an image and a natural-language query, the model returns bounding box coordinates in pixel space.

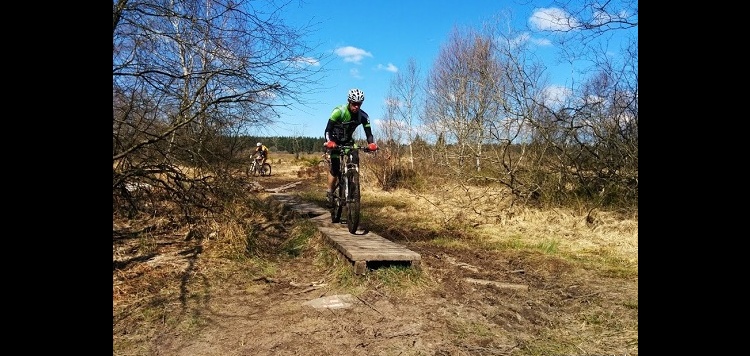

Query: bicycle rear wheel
[260,163,272,176]
[346,171,360,233]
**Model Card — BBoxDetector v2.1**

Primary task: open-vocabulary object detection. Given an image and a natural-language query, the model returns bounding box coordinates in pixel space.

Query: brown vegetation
[113,154,638,356]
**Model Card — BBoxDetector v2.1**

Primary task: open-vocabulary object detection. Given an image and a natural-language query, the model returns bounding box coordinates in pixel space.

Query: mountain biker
[324,88,378,206]
[255,142,269,165]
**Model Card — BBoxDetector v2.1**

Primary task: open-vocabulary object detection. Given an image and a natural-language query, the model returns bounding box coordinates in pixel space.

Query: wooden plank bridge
[270,193,421,274]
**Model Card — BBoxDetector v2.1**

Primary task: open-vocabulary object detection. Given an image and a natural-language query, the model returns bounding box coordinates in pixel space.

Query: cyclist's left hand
[367,143,378,151]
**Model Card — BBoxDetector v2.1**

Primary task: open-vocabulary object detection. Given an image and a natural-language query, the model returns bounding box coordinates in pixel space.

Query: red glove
[325,141,337,149]
[368,143,378,151]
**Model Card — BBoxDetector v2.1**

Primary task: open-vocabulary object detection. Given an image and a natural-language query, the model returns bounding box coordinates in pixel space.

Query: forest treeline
[245,136,325,155]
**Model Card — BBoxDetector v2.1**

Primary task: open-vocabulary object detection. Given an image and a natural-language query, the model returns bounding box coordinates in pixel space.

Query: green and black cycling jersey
[324,104,374,145]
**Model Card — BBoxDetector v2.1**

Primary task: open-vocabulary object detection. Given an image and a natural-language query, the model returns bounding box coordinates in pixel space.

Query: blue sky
[262,0,636,140]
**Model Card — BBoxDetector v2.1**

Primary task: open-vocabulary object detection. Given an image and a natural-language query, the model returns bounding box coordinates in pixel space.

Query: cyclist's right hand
[325,141,337,149]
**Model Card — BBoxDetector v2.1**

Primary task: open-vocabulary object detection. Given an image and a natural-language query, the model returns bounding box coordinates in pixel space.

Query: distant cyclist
[255,142,269,165]
[323,88,378,205]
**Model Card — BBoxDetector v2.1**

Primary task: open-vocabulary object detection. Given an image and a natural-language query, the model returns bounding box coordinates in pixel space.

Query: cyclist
[324,88,378,206]
[254,142,269,165]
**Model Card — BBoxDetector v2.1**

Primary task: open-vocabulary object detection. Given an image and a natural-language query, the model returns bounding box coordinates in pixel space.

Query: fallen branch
[265,181,302,193]
[283,285,325,295]
[253,276,281,284]
[290,280,326,288]
[464,278,528,291]
[355,295,381,314]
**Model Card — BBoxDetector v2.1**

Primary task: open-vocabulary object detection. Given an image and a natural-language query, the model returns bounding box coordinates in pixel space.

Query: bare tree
[381,89,404,149]
[483,18,552,205]
[417,6,638,210]
[388,58,422,170]
[522,0,638,208]
[424,25,504,173]
[113,0,326,218]
[368,92,401,190]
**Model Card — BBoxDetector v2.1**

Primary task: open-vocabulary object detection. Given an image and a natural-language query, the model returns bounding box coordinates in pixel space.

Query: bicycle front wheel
[346,171,361,234]
[331,181,344,224]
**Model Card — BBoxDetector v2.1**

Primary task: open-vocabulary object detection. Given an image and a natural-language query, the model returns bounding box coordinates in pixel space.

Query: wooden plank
[270,193,421,274]
[270,193,329,216]
[317,226,420,262]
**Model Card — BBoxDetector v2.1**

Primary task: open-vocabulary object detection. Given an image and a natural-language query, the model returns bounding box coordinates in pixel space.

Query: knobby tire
[331,178,344,223]
[247,162,258,177]
[260,163,272,176]
[346,171,361,234]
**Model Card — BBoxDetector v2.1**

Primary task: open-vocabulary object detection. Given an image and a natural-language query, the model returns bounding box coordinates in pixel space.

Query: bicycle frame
[251,158,262,174]
[327,144,360,233]
[248,156,271,176]
[328,143,372,233]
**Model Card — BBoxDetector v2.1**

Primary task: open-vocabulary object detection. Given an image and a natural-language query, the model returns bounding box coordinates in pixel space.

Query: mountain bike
[247,156,272,177]
[327,143,376,233]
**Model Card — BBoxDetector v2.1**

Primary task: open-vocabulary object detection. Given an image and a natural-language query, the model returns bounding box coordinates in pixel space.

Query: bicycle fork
[338,154,356,205]
[341,157,358,205]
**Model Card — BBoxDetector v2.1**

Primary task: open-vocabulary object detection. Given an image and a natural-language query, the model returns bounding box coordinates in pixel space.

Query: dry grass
[113,152,638,356]
[356,178,637,261]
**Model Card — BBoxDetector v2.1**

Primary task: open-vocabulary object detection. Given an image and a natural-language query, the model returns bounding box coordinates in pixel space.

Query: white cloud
[334,46,373,64]
[592,10,613,26]
[349,68,362,79]
[583,94,605,105]
[593,9,630,26]
[291,56,320,67]
[530,37,551,46]
[509,32,531,47]
[542,85,571,107]
[376,63,398,73]
[529,7,580,31]
[291,57,320,67]
[506,32,550,48]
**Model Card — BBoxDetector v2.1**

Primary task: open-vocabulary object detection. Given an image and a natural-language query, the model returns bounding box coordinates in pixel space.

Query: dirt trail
[113,162,638,356]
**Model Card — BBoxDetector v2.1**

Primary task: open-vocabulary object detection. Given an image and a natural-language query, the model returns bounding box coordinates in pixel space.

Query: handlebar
[323,143,378,152]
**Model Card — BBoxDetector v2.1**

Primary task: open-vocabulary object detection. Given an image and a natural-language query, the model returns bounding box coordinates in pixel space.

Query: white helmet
[256,142,262,147]
[347,88,365,102]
